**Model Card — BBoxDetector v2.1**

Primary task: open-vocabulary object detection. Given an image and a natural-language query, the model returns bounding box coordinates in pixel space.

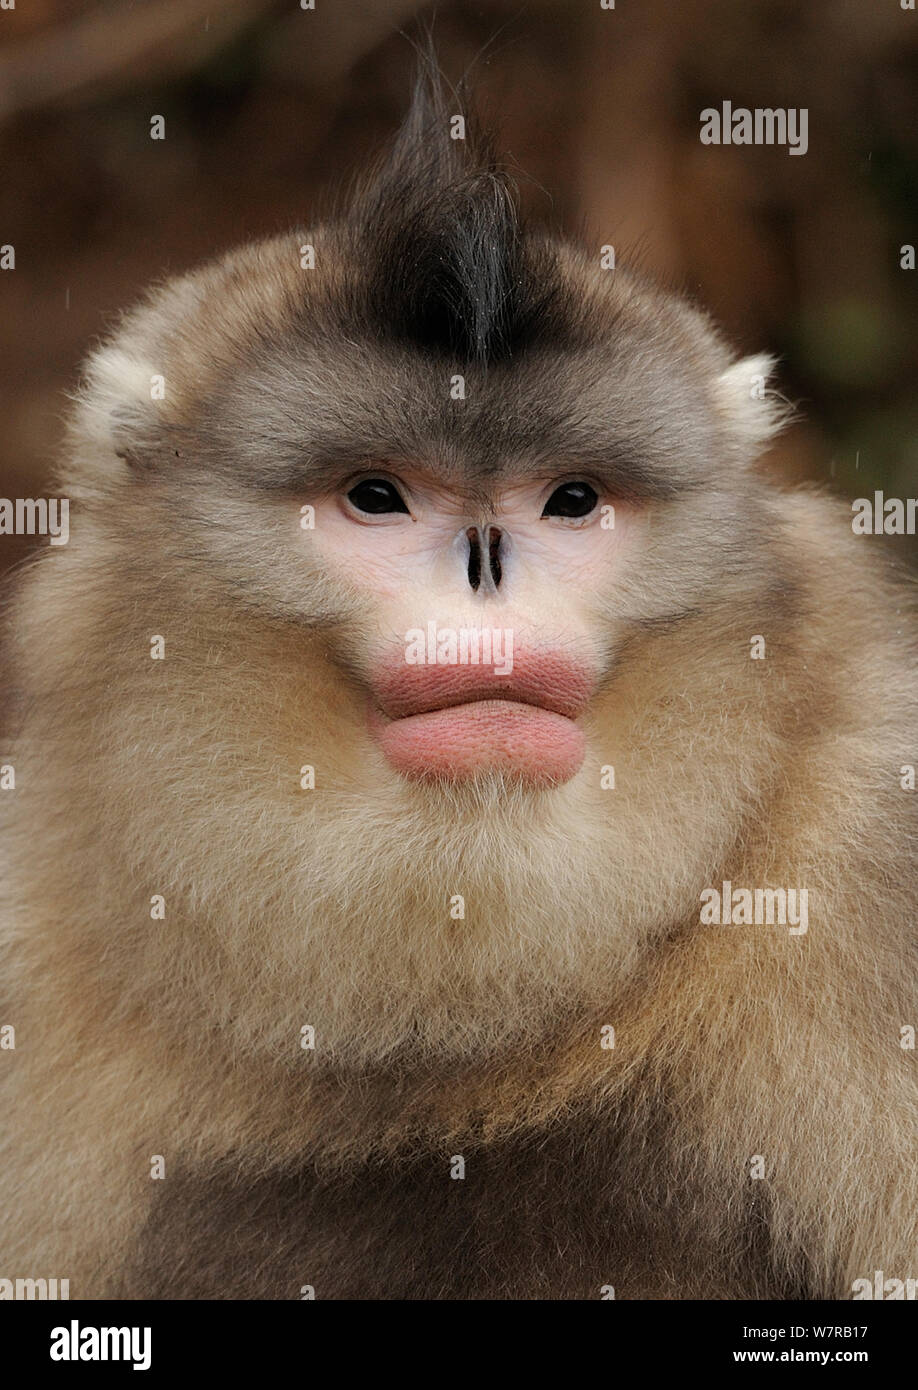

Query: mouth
[367,657,593,785]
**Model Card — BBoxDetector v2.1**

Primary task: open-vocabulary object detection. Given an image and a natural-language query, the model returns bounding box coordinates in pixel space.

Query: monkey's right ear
[713,353,789,459]
[73,340,172,473]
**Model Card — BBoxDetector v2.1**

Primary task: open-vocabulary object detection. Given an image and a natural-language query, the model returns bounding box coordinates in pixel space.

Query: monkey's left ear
[713,353,788,459]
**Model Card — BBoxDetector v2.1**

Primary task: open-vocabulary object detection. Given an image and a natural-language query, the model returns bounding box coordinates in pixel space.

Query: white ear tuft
[714,353,788,457]
[73,343,162,462]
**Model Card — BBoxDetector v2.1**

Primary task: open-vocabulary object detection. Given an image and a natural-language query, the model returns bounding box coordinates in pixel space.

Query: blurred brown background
[1,0,917,572]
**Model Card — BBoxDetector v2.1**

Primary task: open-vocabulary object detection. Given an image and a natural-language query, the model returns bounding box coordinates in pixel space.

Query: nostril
[466,526,482,591]
[487,526,503,589]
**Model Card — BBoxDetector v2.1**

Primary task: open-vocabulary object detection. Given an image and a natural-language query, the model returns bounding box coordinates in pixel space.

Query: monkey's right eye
[346,478,410,516]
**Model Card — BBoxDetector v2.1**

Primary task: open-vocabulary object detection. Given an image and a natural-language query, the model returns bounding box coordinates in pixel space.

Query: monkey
[0,59,916,1302]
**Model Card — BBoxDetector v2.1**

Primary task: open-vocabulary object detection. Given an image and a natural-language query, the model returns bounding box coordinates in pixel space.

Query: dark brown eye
[347,478,410,515]
[542,481,598,519]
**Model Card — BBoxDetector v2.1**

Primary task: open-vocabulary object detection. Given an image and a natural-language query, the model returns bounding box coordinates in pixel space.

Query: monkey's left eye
[541,481,599,519]
[347,478,410,515]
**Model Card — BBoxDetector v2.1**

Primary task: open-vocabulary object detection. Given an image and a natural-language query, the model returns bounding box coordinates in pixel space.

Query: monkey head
[27,68,791,1067]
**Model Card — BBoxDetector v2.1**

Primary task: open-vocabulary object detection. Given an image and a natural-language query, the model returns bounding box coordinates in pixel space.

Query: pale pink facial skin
[306,465,638,786]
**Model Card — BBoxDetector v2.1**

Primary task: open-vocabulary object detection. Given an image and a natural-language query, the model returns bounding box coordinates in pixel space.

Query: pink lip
[371,653,594,721]
[368,652,594,785]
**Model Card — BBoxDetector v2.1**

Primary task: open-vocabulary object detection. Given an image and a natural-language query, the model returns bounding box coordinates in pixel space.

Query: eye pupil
[542,482,598,519]
[347,479,409,515]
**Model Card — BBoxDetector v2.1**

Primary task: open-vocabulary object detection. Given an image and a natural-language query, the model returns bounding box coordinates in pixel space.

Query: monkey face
[307,464,617,785]
[70,224,781,803]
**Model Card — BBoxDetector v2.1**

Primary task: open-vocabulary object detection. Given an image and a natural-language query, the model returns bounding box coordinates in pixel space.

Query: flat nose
[462,525,505,593]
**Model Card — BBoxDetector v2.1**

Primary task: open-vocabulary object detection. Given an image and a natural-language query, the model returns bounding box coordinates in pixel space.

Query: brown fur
[1,69,916,1300]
